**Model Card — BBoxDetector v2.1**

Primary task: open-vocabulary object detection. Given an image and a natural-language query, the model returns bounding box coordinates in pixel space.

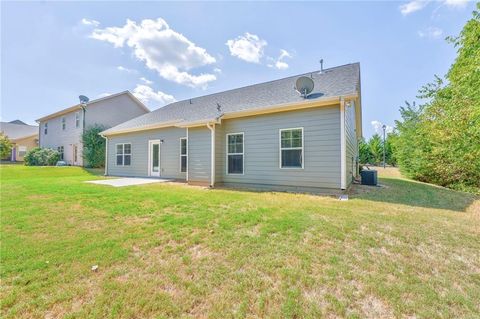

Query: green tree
[392,4,480,192]
[82,125,108,168]
[384,133,397,166]
[0,133,13,159]
[368,134,383,165]
[358,138,372,164]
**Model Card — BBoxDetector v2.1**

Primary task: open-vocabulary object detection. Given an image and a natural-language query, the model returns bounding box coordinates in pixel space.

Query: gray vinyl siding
[215,125,225,183]
[345,101,358,186]
[85,94,147,129]
[106,127,187,179]
[105,104,343,190]
[217,105,341,189]
[39,93,148,167]
[188,126,211,183]
[39,111,84,165]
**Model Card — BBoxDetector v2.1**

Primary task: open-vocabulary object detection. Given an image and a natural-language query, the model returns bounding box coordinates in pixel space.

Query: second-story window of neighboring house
[44,122,48,135]
[57,146,64,160]
[75,112,80,128]
[62,117,66,130]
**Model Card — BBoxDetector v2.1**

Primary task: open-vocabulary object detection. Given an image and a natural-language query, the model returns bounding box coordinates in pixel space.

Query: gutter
[101,119,183,137]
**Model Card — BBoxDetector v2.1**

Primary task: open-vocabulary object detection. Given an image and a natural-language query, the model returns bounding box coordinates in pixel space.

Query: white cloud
[275,61,289,70]
[90,18,217,88]
[139,77,153,85]
[225,32,267,63]
[268,49,292,70]
[399,0,430,15]
[81,18,100,27]
[418,27,443,39]
[371,120,393,134]
[117,65,135,73]
[444,0,469,8]
[399,0,469,15]
[213,67,222,74]
[132,84,175,106]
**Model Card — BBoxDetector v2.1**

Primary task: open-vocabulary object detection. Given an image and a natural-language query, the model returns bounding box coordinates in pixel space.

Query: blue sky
[1,1,474,137]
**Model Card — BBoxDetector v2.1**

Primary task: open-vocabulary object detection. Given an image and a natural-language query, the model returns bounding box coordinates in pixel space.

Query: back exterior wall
[106,104,342,190]
[106,127,187,179]
[215,104,341,189]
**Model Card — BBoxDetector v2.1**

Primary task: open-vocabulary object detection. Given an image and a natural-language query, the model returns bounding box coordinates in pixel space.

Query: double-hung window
[226,133,244,174]
[62,117,66,130]
[44,122,48,135]
[280,128,303,168]
[75,112,80,128]
[57,146,64,160]
[18,146,27,157]
[116,143,131,166]
[180,138,187,173]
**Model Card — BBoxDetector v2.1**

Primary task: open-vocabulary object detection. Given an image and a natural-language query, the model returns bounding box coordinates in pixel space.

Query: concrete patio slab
[86,178,171,187]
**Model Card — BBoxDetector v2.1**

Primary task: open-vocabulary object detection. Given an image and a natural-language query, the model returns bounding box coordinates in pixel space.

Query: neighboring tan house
[0,120,39,162]
[101,63,362,192]
[36,91,149,166]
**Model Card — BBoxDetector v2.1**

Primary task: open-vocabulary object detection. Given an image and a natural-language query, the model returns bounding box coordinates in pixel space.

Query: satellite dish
[295,76,314,98]
[79,95,89,104]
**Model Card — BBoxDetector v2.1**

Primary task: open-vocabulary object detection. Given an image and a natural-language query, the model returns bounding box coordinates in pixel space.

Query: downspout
[340,97,346,190]
[81,104,87,167]
[101,134,108,176]
[206,123,215,188]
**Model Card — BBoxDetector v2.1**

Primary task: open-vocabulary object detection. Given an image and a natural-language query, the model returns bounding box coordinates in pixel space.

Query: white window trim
[279,127,304,169]
[75,112,80,128]
[115,143,132,166]
[61,117,66,131]
[180,137,188,173]
[147,140,160,176]
[18,145,27,156]
[226,132,245,175]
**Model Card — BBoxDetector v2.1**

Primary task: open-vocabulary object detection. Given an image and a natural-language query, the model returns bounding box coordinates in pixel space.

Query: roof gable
[0,122,38,140]
[36,91,149,123]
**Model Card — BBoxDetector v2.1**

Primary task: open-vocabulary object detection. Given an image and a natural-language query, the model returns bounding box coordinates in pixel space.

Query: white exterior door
[148,140,161,177]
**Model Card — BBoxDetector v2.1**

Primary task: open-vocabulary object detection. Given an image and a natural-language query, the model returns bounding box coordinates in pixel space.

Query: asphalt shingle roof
[0,122,38,140]
[103,63,360,135]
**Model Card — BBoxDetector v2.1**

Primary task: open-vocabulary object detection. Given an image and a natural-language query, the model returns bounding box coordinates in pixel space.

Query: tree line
[380,5,479,193]
[359,134,396,166]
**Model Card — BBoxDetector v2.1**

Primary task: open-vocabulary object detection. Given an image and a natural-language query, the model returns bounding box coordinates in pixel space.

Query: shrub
[82,125,108,168]
[0,133,13,159]
[24,147,60,166]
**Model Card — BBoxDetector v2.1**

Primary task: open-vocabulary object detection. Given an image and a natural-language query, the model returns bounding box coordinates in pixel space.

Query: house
[36,91,149,166]
[0,120,39,162]
[101,63,362,192]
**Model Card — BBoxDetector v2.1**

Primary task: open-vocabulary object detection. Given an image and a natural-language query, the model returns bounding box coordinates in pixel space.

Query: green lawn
[1,165,479,318]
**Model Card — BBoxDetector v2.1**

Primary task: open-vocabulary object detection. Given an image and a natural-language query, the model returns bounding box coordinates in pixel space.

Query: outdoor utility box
[360,170,378,186]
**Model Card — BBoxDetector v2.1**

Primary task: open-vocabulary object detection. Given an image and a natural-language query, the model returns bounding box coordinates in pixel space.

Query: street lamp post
[382,124,386,169]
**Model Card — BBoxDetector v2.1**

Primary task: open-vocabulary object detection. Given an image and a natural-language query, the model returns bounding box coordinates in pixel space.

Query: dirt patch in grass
[360,295,394,319]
